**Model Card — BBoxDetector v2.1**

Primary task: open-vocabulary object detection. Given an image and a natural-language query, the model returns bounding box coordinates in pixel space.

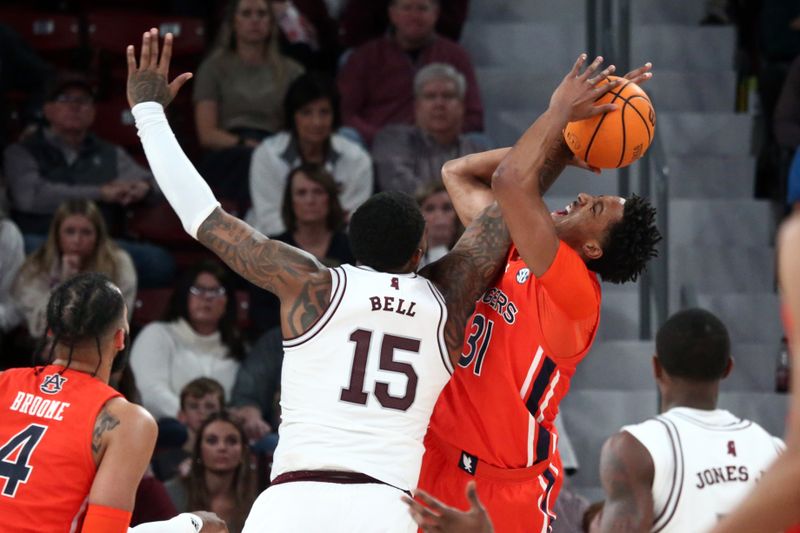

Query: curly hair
[348,191,425,272]
[586,194,661,284]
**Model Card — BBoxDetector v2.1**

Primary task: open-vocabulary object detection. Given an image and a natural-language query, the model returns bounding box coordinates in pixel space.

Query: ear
[722,357,734,379]
[114,328,126,351]
[581,239,603,261]
[652,355,662,380]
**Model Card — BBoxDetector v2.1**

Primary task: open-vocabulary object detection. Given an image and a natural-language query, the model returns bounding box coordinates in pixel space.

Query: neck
[426,128,459,147]
[190,320,218,336]
[394,32,433,51]
[659,381,720,413]
[54,129,87,149]
[51,354,111,384]
[298,138,326,163]
[236,40,265,63]
[204,468,236,497]
[294,221,331,241]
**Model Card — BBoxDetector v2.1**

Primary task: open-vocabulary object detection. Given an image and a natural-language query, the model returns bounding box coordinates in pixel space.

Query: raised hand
[624,62,654,86]
[126,28,193,109]
[549,54,620,123]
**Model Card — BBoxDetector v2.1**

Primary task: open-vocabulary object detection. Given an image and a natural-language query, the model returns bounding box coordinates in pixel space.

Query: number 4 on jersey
[0,424,47,498]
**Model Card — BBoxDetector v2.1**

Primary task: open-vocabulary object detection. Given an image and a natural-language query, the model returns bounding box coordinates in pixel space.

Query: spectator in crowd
[194,0,304,210]
[416,181,461,267]
[230,327,283,453]
[373,63,488,194]
[166,412,257,533]
[247,72,372,236]
[273,0,340,72]
[2,74,173,287]
[775,54,800,209]
[248,163,355,333]
[337,0,483,145]
[131,260,245,420]
[0,215,24,334]
[11,199,136,338]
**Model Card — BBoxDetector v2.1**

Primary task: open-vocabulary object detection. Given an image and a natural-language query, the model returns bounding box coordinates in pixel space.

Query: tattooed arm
[598,432,655,533]
[88,397,157,512]
[420,202,510,366]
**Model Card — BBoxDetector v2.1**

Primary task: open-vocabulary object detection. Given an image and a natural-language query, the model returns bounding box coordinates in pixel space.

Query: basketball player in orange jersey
[0,273,226,533]
[709,213,800,533]
[414,55,662,533]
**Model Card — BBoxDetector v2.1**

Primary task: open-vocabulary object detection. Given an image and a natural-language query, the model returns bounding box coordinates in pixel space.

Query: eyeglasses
[189,285,227,299]
[53,94,94,106]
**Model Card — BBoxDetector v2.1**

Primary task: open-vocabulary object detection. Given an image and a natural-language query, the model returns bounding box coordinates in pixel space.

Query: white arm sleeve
[132,102,220,238]
[129,513,203,533]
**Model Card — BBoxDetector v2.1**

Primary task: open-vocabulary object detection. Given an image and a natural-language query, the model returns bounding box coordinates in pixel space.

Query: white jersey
[272,264,453,491]
[622,407,784,533]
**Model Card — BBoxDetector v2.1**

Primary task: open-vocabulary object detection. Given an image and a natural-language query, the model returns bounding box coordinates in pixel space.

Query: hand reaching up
[126,28,193,109]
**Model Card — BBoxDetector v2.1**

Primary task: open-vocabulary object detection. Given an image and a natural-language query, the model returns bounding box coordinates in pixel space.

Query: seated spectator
[230,327,283,453]
[416,181,461,267]
[194,0,304,210]
[774,54,800,209]
[337,0,483,145]
[248,164,355,333]
[3,74,173,287]
[165,412,257,533]
[11,199,136,338]
[246,72,372,236]
[0,216,24,334]
[131,260,245,420]
[373,63,489,194]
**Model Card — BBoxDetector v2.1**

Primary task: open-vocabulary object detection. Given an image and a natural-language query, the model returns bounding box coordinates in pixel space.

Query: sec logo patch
[516,268,530,284]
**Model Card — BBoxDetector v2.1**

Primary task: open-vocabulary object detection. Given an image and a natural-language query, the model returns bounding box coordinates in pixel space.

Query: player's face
[58,214,97,259]
[421,191,457,247]
[187,272,228,330]
[234,0,272,44]
[389,0,439,44]
[294,98,334,147]
[551,193,625,252]
[44,87,95,135]
[200,420,244,473]
[415,78,464,139]
[291,172,330,225]
[181,393,222,433]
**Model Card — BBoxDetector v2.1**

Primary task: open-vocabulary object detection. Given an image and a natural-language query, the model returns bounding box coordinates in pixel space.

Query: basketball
[563,75,656,169]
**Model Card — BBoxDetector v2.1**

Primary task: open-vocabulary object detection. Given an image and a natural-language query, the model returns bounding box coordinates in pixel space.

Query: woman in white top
[246,72,373,236]
[131,260,245,420]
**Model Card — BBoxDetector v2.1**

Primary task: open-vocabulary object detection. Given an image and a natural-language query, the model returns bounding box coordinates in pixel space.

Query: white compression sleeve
[128,513,204,533]
[132,102,220,238]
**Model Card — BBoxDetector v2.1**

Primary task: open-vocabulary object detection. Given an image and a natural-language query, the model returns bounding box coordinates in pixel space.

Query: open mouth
[551,202,575,218]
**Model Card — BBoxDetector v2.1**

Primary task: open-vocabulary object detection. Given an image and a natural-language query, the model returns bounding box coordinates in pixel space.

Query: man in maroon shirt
[337,0,483,145]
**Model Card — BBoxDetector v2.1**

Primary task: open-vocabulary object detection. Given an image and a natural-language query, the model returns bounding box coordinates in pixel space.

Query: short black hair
[40,272,125,370]
[348,192,426,272]
[283,72,341,135]
[586,194,661,284]
[656,308,731,381]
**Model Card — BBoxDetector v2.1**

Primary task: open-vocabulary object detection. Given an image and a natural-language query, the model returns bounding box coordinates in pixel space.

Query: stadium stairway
[461,0,788,503]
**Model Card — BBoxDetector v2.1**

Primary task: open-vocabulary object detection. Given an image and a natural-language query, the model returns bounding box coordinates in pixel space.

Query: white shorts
[242,481,415,533]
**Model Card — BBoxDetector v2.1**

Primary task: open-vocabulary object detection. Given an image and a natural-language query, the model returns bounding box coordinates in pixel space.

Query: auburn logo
[40,373,67,395]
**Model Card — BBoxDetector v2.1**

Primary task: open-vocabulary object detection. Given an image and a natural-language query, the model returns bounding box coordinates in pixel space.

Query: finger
[168,72,193,98]
[159,32,173,74]
[465,481,486,512]
[624,62,652,81]
[126,45,137,77]
[139,31,151,69]
[415,490,448,513]
[580,55,604,80]
[403,497,443,522]
[588,64,616,86]
[149,28,159,69]
[592,77,622,99]
[627,71,653,86]
[588,103,619,117]
[569,53,588,77]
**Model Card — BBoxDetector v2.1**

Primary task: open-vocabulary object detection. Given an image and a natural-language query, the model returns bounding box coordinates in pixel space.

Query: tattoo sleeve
[196,208,332,337]
[92,405,120,454]
[420,202,510,364]
[127,71,173,107]
[599,434,654,533]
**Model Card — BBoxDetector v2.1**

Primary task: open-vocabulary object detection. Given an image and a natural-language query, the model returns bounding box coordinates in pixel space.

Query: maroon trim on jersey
[424,279,453,375]
[283,267,347,348]
[653,417,685,533]
[270,470,411,496]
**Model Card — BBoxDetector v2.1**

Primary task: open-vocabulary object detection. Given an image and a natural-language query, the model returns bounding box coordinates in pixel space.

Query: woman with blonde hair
[11,198,136,337]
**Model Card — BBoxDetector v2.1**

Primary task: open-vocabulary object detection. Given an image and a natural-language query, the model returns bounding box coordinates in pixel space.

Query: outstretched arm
[420,202,510,367]
[441,148,510,227]
[126,29,330,337]
[598,432,655,533]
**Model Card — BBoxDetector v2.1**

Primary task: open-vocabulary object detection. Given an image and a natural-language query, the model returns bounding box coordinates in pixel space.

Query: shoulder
[285,57,305,78]
[349,36,390,61]
[133,321,175,346]
[111,246,134,269]
[601,430,655,483]
[373,124,417,146]
[0,218,23,245]
[256,132,291,155]
[430,35,470,57]
[99,397,157,444]
[331,133,370,160]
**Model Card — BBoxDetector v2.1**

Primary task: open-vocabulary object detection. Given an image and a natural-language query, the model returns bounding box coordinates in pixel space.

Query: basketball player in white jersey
[597,308,784,533]
[124,29,524,533]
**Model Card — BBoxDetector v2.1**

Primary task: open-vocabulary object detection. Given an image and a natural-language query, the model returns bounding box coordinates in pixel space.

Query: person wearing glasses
[130,260,246,422]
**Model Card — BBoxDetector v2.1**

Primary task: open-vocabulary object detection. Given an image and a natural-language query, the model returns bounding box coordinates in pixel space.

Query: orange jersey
[428,242,601,469]
[0,365,120,532]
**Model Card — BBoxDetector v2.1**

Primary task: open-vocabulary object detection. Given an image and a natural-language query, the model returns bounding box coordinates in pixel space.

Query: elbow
[491,162,523,198]
[441,158,459,187]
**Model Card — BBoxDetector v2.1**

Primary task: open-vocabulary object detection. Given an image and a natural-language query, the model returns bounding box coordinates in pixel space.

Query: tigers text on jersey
[271,264,452,491]
[623,407,785,533]
[0,365,121,532]
[427,243,601,470]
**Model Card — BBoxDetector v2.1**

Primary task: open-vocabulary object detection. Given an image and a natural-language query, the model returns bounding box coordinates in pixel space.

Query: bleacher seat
[87,11,206,58]
[93,98,139,151]
[0,9,81,53]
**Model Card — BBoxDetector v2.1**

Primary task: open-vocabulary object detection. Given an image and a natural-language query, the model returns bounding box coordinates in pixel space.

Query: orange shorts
[417,431,563,533]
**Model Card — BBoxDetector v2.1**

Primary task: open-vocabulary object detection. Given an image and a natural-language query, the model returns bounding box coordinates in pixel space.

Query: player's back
[272,264,452,490]
[0,365,120,532]
[623,407,784,533]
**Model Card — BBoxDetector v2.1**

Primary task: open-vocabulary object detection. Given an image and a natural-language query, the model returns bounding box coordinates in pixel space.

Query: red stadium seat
[0,9,81,53]
[132,288,172,331]
[87,11,206,57]
[93,98,139,150]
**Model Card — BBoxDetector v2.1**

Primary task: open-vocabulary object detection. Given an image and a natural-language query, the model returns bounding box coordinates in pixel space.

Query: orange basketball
[563,76,656,169]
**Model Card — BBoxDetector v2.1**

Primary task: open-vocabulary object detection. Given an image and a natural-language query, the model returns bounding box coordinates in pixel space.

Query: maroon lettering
[727,440,737,457]
[405,301,417,317]
[726,465,737,481]
[384,296,395,312]
[738,466,749,481]
[391,277,400,290]
[396,299,408,315]
[370,297,382,311]
[712,467,725,484]
[695,472,705,489]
